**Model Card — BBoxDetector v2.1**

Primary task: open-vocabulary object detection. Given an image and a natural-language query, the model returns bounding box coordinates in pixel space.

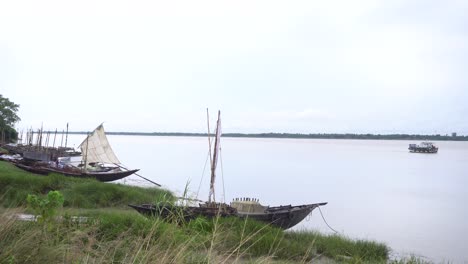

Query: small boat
[130,110,326,230]
[408,142,438,153]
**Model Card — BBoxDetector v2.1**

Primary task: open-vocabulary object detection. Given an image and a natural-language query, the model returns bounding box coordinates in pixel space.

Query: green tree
[0,94,20,143]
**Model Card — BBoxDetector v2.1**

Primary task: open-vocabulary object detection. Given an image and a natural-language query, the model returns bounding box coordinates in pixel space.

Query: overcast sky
[1,0,467,135]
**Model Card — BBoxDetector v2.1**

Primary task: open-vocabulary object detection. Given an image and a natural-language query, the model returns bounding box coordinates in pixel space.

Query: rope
[196,149,211,199]
[220,148,226,203]
[318,206,339,234]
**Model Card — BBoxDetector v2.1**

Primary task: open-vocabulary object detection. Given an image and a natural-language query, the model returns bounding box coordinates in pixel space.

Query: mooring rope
[219,148,226,203]
[318,206,339,234]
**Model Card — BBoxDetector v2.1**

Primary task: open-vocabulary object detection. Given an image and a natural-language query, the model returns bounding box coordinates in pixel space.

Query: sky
[1,0,467,135]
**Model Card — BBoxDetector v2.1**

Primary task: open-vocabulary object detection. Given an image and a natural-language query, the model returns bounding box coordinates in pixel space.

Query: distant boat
[2,143,81,162]
[408,142,438,153]
[130,110,326,230]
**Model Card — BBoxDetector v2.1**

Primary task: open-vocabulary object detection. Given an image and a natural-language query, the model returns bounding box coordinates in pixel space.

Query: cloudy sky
[1,0,467,134]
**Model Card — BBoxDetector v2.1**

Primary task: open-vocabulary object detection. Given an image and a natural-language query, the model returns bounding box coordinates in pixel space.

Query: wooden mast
[65,123,69,148]
[207,109,214,203]
[82,132,89,173]
[60,129,64,147]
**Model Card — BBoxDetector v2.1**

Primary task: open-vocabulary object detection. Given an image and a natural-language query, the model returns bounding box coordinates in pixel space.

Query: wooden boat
[13,124,139,182]
[42,166,139,182]
[3,144,80,162]
[130,200,327,229]
[408,142,438,153]
[13,162,49,175]
[129,202,237,222]
[130,110,327,230]
[43,124,139,182]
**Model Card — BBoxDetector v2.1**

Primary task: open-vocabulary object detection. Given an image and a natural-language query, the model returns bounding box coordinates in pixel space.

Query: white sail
[78,124,120,164]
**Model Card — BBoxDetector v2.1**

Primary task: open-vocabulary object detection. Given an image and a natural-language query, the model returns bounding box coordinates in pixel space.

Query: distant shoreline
[62,132,468,141]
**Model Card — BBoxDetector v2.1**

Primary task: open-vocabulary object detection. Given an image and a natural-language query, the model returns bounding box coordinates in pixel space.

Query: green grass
[0,160,173,208]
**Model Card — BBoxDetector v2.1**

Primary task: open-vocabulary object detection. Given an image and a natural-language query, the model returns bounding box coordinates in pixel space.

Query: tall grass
[0,208,393,264]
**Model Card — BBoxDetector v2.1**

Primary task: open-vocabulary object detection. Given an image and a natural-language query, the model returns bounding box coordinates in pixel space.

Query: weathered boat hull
[42,167,139,182]
[13,163,49,175]
[129,202,327,230]
[236,203,327,229]
[13,163,138,182]
[128,203,237,222]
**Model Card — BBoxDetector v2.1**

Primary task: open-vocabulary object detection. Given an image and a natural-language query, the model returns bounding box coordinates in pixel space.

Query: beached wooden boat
[130,110,327,230]
[42,124,139,182]
[130,200,327,229]
[13,162,49,175]
[129,202,237,222]
[41,166,139,182]
[13,124,139,182]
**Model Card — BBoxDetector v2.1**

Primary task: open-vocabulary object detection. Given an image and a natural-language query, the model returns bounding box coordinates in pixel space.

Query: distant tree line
[65,131,468,141]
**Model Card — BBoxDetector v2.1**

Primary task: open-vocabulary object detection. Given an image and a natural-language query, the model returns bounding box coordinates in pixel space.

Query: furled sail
[208,110,222,203]
[78,124,120,164]
[211,110,222,175]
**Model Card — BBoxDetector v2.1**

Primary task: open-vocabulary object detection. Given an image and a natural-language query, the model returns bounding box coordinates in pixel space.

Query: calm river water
[66,135,468,263]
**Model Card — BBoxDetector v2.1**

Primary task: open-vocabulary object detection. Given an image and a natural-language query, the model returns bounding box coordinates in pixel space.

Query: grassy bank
[0,160,426,263]
[0,161,173,208]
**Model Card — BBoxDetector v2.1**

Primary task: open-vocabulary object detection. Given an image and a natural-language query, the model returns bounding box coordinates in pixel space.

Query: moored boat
[42,166,139,182]
[408,142,438,153]
[130,110,327,230]
[13,162,49,175]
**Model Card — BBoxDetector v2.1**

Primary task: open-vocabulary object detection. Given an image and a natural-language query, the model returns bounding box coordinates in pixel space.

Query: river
[65,135,468,263]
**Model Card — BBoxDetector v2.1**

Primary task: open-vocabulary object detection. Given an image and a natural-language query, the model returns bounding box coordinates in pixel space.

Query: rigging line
[317,206,339,234]
[220,148,226,203]
[196,149,211,200]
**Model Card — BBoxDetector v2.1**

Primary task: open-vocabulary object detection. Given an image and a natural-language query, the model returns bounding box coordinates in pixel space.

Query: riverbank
[0,160,428,263]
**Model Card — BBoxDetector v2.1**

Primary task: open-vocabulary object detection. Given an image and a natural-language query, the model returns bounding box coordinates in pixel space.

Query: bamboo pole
[52,129,57,148]
[65,123,69,148]
[45,131,50,152]
[60,129,64,148]
[35,129,40,148]
[115,164,161,187]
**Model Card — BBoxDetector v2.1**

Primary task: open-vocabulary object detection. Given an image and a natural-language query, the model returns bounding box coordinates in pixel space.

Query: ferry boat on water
[408,142,438,153]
